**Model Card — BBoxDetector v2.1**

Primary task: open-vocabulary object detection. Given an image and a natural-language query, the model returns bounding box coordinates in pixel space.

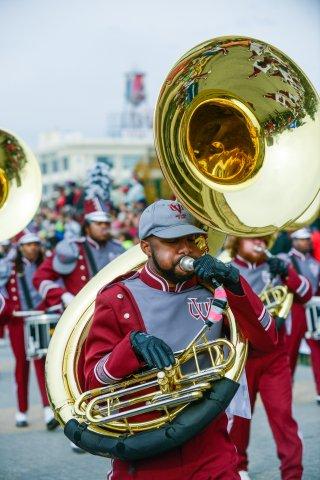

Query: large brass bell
[154,36,320,236]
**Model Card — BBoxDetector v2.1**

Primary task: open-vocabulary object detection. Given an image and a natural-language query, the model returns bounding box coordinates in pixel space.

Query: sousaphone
[46,36,320,460]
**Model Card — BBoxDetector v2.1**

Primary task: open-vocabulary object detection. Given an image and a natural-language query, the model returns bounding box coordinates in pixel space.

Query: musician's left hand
[267,257,288,278]
[193,254,242,293]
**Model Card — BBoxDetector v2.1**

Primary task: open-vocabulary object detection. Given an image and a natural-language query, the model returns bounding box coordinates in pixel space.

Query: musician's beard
[150,251,194,284]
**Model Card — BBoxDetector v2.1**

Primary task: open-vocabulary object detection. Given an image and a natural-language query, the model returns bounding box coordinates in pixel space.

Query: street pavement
[0,341,319,480]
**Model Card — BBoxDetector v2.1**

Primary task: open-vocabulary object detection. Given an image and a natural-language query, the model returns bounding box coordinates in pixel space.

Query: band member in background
[84,200,277,480]
[33,197,125,310]
[284,228,320,404]
[0,228,58,429]
[228,236,311,480]
[33,198,124,453]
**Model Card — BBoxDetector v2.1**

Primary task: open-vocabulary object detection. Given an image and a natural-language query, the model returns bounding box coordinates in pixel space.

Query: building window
[122,155,140,170]
[41,163,48,174]
[52,160,59,172]
[96,156,113,167]
[62,157,69,170]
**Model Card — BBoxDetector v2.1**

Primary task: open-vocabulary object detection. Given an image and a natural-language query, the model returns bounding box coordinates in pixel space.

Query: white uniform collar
[22,257,32,266]
[86,236,100,250]
[289,248,307,261]
[235,255,258,270]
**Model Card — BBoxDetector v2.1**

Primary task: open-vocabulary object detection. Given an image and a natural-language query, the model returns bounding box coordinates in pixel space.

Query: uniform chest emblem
[187,297,213,320]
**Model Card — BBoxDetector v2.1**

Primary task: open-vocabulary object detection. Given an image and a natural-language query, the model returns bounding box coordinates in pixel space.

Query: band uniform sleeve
[0,290,15,324]
[33,255,67,307]
[283,265,312,304]
[0,292,10,324]
[225,275,277,352]
[84,286,145,390]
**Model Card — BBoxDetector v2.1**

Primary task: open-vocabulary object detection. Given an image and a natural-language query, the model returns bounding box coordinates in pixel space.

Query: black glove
[130,331,175,370]
[267,257,288,278]
[193,254,242,293]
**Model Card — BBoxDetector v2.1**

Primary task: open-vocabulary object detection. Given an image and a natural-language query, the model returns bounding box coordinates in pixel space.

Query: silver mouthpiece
[179,256,195,272]
[253,245,272,258]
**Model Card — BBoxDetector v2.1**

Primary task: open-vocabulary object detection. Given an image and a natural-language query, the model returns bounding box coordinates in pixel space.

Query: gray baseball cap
[53,240,79,275]
[139,200,207,240]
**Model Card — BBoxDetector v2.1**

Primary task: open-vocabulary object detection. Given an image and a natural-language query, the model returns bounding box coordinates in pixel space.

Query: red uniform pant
[229,348,303,480]
[8,320,49,412]
[107,414,240,480]
[286,316,320,394]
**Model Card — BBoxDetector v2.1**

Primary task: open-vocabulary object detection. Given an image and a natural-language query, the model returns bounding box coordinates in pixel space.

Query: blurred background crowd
[2,176,320,261]
[0,179,148,256]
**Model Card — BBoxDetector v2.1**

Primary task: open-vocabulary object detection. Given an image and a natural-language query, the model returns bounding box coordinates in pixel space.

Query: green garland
[0,133,27,187]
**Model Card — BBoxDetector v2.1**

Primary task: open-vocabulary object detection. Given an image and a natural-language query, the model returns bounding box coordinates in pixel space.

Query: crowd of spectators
[25,180,147,253]
[3,176,320,259]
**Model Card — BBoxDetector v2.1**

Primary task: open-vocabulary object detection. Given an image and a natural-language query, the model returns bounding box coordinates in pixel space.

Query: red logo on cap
[169,203,186,220]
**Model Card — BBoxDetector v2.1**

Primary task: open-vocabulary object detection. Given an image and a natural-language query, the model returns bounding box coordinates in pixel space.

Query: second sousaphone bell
[0,128,42,241]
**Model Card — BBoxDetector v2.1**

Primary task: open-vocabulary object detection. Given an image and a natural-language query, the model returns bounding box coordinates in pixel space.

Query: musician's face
[85,221,111,243]
[292,238,312,254]
[237,238,267,263]
[141,234,203,284]
[20,242,41,262]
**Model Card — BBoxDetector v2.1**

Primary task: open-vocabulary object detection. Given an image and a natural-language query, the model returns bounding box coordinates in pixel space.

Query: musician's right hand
[130,331,175,370]
[193,254,242,293]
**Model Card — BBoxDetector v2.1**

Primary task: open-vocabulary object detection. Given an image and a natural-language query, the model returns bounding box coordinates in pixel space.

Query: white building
[36,131,155,198]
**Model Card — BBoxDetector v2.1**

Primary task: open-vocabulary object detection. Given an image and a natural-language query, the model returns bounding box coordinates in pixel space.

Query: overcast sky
[1,0,319,147]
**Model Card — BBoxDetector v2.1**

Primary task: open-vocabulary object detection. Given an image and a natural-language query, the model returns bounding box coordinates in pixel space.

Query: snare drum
[24,313,60,359]
[305,296,320,341]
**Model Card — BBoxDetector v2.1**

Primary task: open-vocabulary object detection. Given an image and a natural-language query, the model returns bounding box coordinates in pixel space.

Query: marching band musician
[84,200,277,480]
[33,195,125,453]
[284,228,320,404]
[0,228,58,430]
[33,197,125,310]
[228,236,312,480]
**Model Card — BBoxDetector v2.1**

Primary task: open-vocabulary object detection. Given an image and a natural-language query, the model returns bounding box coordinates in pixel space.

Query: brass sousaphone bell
[46,36,320,460]
[155,36,320,236]
[0,128,42,241]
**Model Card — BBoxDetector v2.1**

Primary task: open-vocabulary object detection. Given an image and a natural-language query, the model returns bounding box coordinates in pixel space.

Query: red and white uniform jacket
[33,237,124,308]
[85,265,277,390]
[84,265,278,479]
[33,242,90,308]
[232,255,312,345]
[281,248,320,296]
[0,259,47,325]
